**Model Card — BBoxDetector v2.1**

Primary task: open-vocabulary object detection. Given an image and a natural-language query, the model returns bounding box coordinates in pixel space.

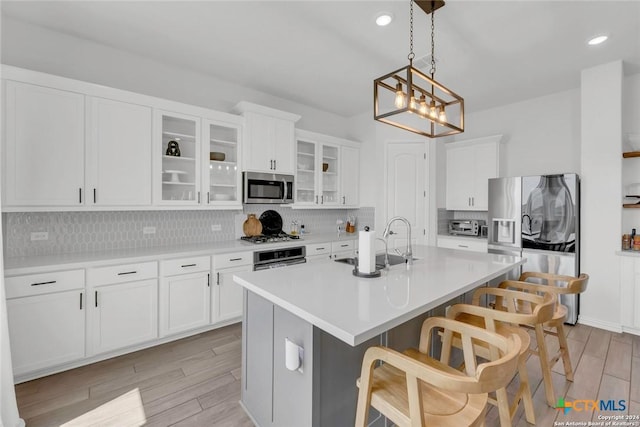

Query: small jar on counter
[623,234,631,250]
[633,236,640,251]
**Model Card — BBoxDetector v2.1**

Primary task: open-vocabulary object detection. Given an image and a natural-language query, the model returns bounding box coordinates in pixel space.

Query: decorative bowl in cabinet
[322,162,329,172]
[210,152,226,161]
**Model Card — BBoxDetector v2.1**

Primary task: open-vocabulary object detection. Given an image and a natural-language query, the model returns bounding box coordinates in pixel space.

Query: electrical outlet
[211,224,222,232]
[30,231,49,241]
[143,226,156,235]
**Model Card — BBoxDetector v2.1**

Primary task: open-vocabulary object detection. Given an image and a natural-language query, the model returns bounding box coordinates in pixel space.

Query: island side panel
[242,290,274,426]
[273,306,314,426]
[313,328,385,427]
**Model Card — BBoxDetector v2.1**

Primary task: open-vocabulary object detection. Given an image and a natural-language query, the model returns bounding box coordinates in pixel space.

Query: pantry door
[385,142,428,250]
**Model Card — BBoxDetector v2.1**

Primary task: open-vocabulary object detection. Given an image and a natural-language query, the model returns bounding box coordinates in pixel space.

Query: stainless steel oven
[243,172,293,204]
[253,246,306,271]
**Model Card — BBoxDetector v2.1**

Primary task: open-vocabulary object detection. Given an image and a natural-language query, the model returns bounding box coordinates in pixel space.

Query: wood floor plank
[180,346,241,377]
[17,387,89,421]
[567,354,605,401]
[89,367,185,399]
[631,357,640,402]
[595,374,630,418]
[173,395,251,427]
[231,367,242,381]
[612,331,634,345]
[552,336,586,376]
[634,335,640,358]
[567,323,592,343]
[583,328,611,359]
[133,348,215,373]
[604,339,632,381]
[143,398,202,427]
[198,378,241,410]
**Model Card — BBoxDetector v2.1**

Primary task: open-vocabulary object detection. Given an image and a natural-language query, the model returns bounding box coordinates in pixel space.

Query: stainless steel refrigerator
[488,174,580,324]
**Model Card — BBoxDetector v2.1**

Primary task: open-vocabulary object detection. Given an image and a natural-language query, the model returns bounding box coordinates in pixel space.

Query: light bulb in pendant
[409,91,418,111]
[428,101,437,119]
[419,94,428,116]
[394,83,406,108]
[438,106,447,122]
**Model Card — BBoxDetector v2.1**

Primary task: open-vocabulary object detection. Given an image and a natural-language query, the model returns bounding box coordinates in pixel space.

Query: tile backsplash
[2,207,374,258]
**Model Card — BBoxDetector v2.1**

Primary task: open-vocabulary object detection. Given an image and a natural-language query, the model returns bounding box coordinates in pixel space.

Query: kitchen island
[233,245,525,427]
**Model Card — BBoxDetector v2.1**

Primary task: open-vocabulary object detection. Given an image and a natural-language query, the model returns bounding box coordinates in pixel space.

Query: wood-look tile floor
[14,322,640,426]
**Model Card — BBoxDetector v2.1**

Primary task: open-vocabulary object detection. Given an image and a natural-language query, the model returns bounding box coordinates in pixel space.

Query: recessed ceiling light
[375,12,393,27]
[588,35,608,46]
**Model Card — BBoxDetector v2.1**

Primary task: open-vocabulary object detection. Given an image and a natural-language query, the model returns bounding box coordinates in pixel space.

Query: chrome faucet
[382,216,413,265]
[376,237,390,269]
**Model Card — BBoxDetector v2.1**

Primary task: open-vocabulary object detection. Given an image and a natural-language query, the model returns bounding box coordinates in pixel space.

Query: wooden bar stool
[499,272,589,407]
[354,317,520,427]
[445,287,555,426]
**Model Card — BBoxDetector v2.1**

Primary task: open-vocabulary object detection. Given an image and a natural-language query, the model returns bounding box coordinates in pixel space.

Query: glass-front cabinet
[157,111,201,205]
[204,120,241,205]
[295,132,341,207]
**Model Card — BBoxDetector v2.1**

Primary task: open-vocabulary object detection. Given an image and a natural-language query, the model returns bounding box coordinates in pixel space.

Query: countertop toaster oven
[448,220,485,236]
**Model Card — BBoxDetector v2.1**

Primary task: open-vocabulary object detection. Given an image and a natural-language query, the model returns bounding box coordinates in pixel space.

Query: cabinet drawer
[160,256,210,276]
[437,237,488,253]
[5,269,84,299]
[331,240,355,252]
[213,251,253,269]
[306,242,331,257]
[87,261,158,286]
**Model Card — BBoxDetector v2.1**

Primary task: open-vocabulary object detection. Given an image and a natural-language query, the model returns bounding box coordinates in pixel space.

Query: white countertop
[4,232,357,275]
[233,245,525,346]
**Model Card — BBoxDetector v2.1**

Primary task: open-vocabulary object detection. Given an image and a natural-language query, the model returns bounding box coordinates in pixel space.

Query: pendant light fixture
[374,0,464,138]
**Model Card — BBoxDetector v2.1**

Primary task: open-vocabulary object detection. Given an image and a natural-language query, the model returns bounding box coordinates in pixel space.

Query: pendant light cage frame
[373,0,464,138]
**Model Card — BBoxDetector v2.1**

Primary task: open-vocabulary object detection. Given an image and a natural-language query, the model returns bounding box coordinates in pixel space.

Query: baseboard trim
[578,316,623,333]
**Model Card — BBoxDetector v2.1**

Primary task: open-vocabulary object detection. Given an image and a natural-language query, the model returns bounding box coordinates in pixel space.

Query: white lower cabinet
[620,256,640,333]
[305,242,332,263]
[437,235,488,253]
[213,251,253,322]
[87,262,158,355]
[331,240,356,260]
[159,256,211,337]
[5,270,85,376]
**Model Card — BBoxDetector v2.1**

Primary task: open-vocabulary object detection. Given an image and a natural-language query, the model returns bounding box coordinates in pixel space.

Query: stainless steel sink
[334,253,415,268]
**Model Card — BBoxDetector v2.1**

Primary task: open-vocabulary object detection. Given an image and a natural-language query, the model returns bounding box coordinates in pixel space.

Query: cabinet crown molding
[233,101,301,122]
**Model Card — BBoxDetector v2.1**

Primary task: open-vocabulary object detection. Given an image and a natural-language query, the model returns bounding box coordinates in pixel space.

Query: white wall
[0,16,349,138]
[580,61,623,330]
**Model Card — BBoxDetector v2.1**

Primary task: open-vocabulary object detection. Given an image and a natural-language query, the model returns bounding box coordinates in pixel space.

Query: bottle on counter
[634,236,640,251]
[300,224,305,234]
[623,234,631,250]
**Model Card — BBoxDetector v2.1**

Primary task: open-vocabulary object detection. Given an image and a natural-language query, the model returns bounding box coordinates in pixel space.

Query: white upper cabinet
[294,129,360,208]
[87,97,152,206]
[445,135,502,211]
[4,80,85,207]
[203,119,242,206]
[234,102,300,174]
[155,110,202,205]
[340,145,360,207]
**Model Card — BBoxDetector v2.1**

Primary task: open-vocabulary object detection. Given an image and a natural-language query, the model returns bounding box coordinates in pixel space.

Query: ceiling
[2,1,639,117]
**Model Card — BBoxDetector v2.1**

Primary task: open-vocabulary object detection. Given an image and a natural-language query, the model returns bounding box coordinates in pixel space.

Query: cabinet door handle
[30,280,56,286]
[197,192,201,203]
[229,257,243,262]
[270,160,274,170]
[80,292,83,310]
[471,197,474,206]
[216,272,220,285]
[343,196,346,204]
[207,192,210,204]
[95,290,98,308]
[316,247,325,251]
[207,273,210,287]
[315,195,318,204]
[458,245,469,248]
[117,271,137,276]
[321,195,324,204]
[79,188,82,204]
[93,188,97,204]
[340,244,349,248]
[274,159,277,170]
[181,264,197,268]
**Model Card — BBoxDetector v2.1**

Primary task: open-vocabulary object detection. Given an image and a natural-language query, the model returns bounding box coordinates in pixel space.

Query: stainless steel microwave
[243,172,294,204]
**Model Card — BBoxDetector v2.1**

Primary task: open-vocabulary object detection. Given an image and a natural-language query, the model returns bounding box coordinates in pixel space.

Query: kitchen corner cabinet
[213,251,253,322]
[5,270,85,376]
[3,80,154,208]
[87,262,158,355]
[294,129,361,208]
[159,256,211,337]
[233,101,301,174]
[3,80,85,207]
[445,135,501,211]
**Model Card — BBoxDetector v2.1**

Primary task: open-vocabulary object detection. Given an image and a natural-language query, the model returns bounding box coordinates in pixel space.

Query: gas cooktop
[241,233,301,244]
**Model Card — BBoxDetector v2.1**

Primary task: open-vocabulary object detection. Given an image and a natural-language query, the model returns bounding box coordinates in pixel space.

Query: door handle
[95,290,98,307]
[274,159,277,170]
[207,273,210,287]
[216,272,220,285]
[343,196,345,204]
[207,192,210,204]
[79,188,82,204]
[80,292,83,310]
[93,188,97,204]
